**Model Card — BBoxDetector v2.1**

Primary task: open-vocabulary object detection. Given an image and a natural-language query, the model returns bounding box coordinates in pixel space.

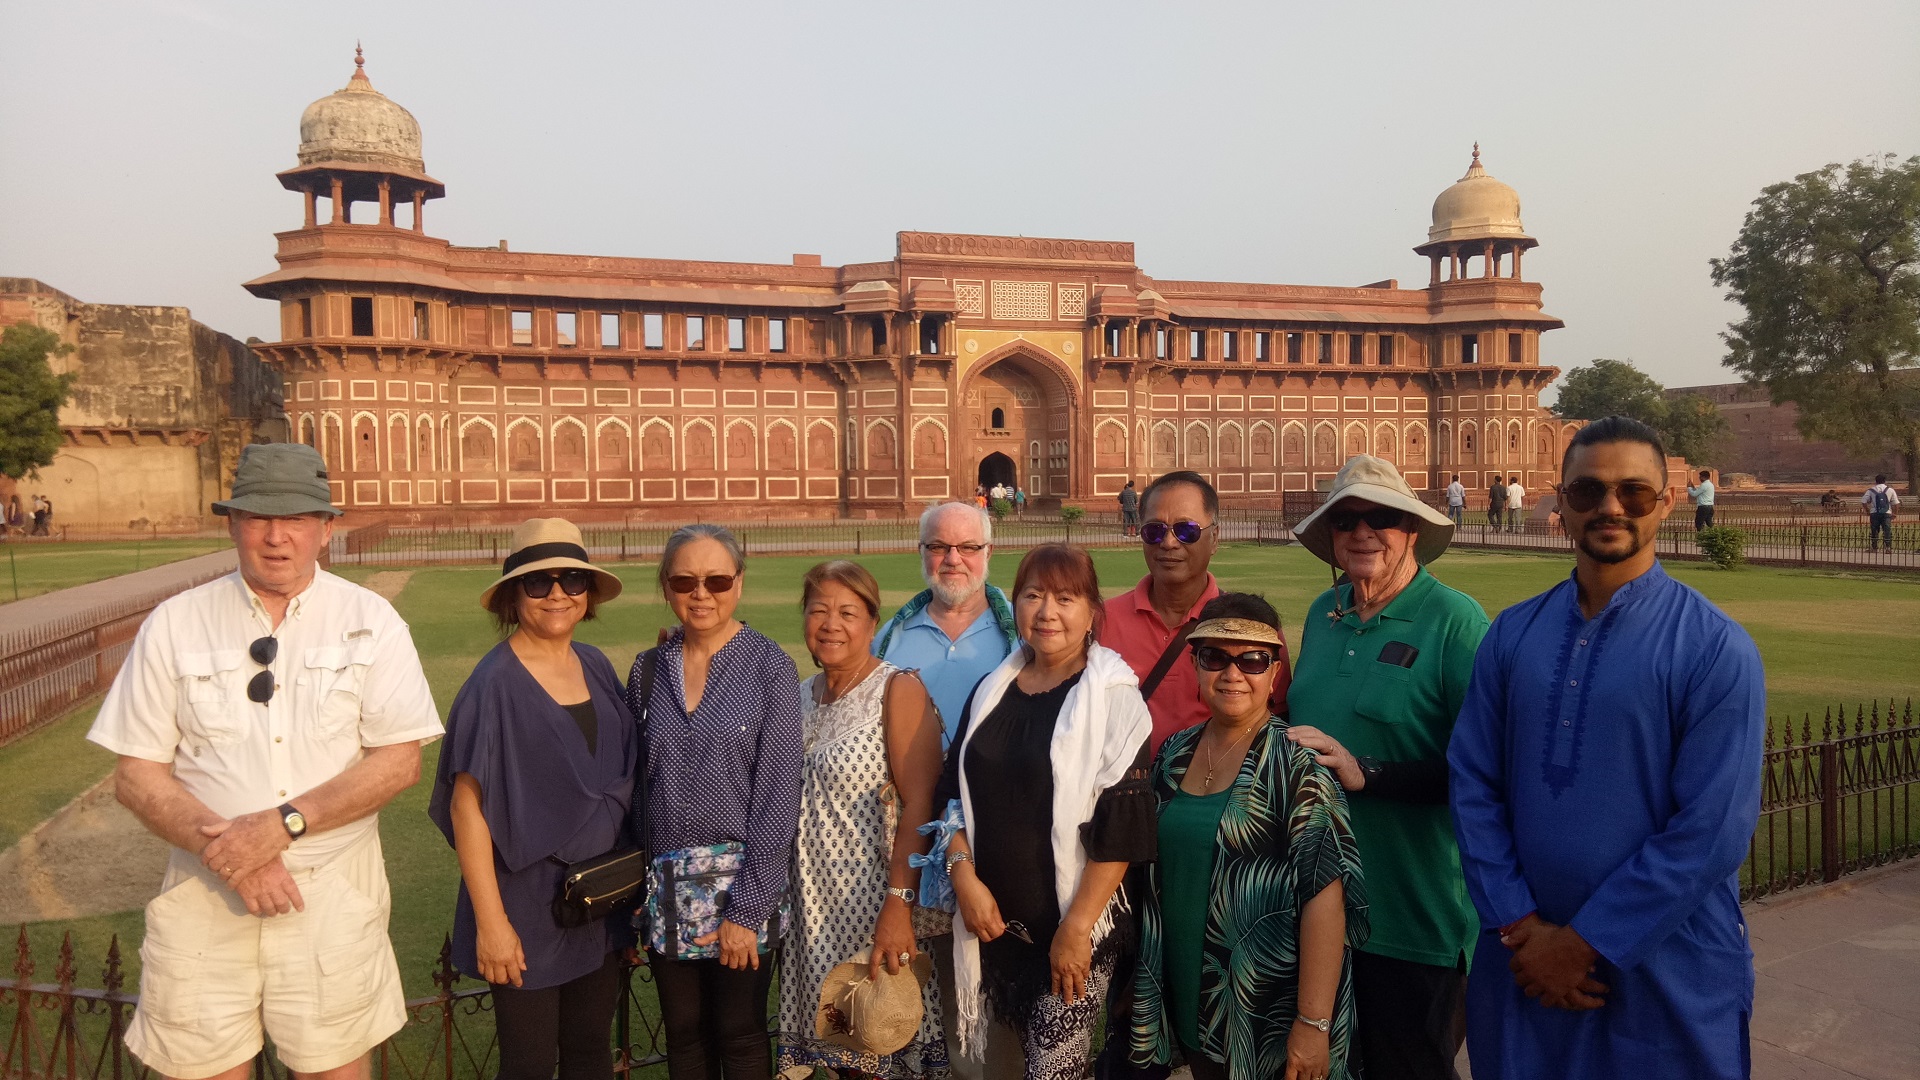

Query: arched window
[990,407,1006,429]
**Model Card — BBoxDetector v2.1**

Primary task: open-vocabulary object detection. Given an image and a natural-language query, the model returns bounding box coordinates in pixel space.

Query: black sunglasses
[1328,507,1411,533]
[1140,520,1213,546]
[1559,479,1662,518]
[1193,645,1277,675]
[520,569,595,599]
[666,573,737,595]
[247,636,278,705]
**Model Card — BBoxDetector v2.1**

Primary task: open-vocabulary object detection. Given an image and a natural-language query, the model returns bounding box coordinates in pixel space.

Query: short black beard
[1575,517,1649,565]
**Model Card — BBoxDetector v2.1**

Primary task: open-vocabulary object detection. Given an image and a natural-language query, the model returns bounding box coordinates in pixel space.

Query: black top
[562,699,598,756]
[935,669,1155,1017]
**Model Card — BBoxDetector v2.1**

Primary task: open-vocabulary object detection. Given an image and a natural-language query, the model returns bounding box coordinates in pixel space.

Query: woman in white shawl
[931,543,1156,1080]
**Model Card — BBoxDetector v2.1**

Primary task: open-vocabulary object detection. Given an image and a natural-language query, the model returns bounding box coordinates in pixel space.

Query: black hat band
[503,541,591,576]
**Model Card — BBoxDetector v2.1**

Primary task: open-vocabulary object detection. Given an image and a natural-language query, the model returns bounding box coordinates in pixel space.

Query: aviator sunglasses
[520,568,595,599]
[1193,645,1277,675]
[247,636,278,704]
[666,573,737,595]
[1140,520,1214,546]
[1558,479,1662,518]
[1328,507,1411,533]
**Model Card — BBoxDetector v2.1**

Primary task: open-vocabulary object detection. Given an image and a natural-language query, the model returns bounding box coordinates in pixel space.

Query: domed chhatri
[297,45,426,175]
[1427,143,1531,245]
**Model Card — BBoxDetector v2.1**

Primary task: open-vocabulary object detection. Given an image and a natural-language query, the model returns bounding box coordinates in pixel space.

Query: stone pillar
[329,177,345,224]
[910,313,922,356]
[1092,316,1107,359]
[1429,254,1442,286]
[304,189,317,228]
[1483,241,1496,280]
[1512,247,1524,280]
[378,179,393,226]
[412,192,425,234]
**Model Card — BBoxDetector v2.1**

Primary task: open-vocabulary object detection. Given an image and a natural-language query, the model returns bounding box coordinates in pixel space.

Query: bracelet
[1294,1015,1331,1034]
[945,850,974,875]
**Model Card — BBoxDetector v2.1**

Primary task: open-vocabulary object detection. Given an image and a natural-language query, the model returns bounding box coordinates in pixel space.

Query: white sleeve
[87,606,183,763]
[355,609,443,747]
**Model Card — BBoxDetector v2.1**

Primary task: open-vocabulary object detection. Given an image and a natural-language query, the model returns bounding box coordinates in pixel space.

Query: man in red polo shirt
[1103,471,1291,752]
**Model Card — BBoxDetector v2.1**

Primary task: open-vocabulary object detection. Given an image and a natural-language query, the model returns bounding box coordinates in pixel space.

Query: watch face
[284,811,307,836]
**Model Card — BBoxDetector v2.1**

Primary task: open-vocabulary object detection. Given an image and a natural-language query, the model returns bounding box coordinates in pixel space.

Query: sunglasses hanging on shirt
[247,636,278,705]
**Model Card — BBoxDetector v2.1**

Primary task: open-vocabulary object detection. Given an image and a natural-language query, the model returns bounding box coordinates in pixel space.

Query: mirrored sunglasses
[666,573,737,595]
[1559,479,1662,517]
[1193,645,1276,675]
[520,568,595,599]
[1140,520,1212,546]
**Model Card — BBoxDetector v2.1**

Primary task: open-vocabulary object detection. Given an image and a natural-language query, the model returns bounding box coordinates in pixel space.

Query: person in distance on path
[1449,416,1766,1080]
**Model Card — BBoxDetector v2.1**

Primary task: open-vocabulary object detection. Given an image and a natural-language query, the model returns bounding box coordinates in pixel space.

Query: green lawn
[8,544,1918,1007]
[0,538,227,602]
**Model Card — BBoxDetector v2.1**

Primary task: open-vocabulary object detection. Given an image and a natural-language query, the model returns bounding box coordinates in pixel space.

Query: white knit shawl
[950,643,1152,1059]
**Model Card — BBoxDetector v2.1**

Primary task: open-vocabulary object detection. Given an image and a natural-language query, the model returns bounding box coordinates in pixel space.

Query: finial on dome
[1472,141,1480,163]
[1460,142,1486,181]
[355,42,364,68]
[346,42,373,90]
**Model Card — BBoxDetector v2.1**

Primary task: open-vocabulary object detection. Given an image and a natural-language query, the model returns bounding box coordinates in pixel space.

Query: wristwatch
[1295,1014,1332,1034]
[886,886,917,905]
[278,802,308,840]
[1356,756,1385,788]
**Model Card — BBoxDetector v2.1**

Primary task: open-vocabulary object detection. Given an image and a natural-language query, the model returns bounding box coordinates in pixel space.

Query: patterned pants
[985,953,1117,1080]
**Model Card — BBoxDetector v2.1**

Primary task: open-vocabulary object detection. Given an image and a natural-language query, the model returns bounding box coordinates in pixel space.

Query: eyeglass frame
[1192,644,1278,675]
[920,541,990,559]
[1139,519,1216,546]
[665,573,738,595]
[1557,478,1664,518]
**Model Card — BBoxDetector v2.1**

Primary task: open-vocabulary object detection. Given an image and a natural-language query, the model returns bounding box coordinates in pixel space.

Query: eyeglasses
[1003,920,1035,944]
[247,636,277,705]
[1559,479,1662,517]
[520,569,594,599]
[1140,520,1214,546]
[1193,645,1276,675]
[1328,507,1410,533]
[921,542,989,558]
[666,573,737,595]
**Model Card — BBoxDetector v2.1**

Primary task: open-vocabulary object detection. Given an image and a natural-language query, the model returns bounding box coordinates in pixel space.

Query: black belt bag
[552,846,647,929]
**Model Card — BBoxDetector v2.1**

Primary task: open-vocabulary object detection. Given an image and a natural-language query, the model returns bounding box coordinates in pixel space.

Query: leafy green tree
[0,322,75,479]
[1710,153,1920,493]
[1550,359,1727,463]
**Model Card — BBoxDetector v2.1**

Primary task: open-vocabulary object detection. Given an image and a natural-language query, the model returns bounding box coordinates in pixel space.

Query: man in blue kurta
[1448,417,1766,1080]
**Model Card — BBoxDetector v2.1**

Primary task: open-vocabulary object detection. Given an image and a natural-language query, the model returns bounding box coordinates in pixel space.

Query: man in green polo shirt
[1284,455,1489,1080]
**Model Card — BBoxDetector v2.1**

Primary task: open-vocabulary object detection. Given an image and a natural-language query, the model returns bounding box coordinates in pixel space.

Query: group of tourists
[89,415,1768,1080]
[2,493,52,535]
[975,484,1026,514]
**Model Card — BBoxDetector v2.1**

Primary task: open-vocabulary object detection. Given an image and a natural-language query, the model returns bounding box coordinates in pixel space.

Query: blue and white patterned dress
[777,662,950,1079]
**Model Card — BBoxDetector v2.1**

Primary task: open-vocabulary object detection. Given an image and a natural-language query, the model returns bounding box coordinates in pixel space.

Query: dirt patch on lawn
[0,777,168,923]
[362,570,415,601]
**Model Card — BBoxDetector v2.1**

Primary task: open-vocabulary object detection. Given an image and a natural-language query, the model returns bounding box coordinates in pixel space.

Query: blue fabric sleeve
[720,640,804,930]
[1446,617,1539,929]
[1568,623,1766,970]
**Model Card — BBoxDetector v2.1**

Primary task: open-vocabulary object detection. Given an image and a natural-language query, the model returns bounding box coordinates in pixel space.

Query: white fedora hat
[1295,455,1457,566]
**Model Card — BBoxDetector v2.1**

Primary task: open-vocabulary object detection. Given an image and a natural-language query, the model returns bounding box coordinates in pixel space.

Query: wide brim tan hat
[477,518,624,610]
[815,947,929,1056]
[1295,455,1456,566]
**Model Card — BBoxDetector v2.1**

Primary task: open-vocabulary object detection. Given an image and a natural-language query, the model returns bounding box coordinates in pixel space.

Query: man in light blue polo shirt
[874,501,1018,744]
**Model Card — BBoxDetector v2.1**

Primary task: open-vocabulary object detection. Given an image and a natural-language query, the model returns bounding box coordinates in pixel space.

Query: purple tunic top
[429,640,638,990]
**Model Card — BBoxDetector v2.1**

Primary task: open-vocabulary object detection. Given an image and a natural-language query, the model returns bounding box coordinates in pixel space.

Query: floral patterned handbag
[642,841,793,960]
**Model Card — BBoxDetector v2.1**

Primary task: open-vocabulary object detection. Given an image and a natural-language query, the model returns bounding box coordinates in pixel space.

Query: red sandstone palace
[249,52,1580,519]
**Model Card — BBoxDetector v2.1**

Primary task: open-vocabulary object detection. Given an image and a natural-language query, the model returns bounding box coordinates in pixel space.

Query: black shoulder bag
[1137,616,1201,701]
[551,651,656,928]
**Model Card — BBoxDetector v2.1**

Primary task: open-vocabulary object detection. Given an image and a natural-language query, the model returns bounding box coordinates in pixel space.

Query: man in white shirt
[1506,475,1526,531]
[1862,473,1901,553]
[89,443,441,1080]
[1446,473,1466,526]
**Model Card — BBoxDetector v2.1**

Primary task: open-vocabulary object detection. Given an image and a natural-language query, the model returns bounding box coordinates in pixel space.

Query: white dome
[1428,145,1529,244]
[296,48,425,174]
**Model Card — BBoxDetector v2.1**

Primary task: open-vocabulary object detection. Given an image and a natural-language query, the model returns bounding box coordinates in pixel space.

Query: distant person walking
[1862,474,1900,553]
[1486,477,1507,531]
[1445,474,1465,526]
[30,494,50,536]
[1014,487,1027,515]
[1118,480,1141,537]
[4,494,21,535]
[1687,470,1716,531]
[1505,477,1525,532]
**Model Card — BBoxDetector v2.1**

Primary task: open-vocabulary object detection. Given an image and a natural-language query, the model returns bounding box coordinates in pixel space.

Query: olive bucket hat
[1294,454,1456,566]
[211,443,342,518]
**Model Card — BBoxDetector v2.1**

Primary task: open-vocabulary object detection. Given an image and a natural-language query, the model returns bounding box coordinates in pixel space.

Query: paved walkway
[0,548,235,639]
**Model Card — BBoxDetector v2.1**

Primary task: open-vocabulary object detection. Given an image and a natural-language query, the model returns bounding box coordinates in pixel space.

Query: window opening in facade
[685,315,705,351]
[1222,332,1237,361]
[1286,332,1303,363]
[350,297,375,337]
[1189,330,1204,360]
[1461,334,1478,363]
[728,317,746,351]
[1508,332,1523,363]
[644,313,664,349]
[600,312,620,348]
[871,317,888,351]
[1349,335,1365,365]
[1255,332,1269,362]
[413,302,430,341]
[298,299,313,337]
[556,311,577,347]
[510,309,533,346]
[1379,335,1395,366]
[769,318,787,353]
[1106,324,1123,357]
[990,407,1006,430]
[1156,328,1168,359]
[921,317,943,354]
[1317,333,1334,364]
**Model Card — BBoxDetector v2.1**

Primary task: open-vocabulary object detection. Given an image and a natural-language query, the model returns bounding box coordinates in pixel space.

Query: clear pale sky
[3,0,1916,395]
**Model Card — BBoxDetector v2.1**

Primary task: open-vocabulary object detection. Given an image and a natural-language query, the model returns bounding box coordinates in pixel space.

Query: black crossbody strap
[1138,616,1201,701]
[627,650,659,859]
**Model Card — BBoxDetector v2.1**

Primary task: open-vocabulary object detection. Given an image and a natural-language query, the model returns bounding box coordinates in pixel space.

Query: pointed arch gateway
[958,343,1080,499]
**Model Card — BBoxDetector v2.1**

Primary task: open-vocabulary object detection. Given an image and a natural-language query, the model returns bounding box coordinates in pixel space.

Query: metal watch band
[886,886,916,905]
[945,850,974,875]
